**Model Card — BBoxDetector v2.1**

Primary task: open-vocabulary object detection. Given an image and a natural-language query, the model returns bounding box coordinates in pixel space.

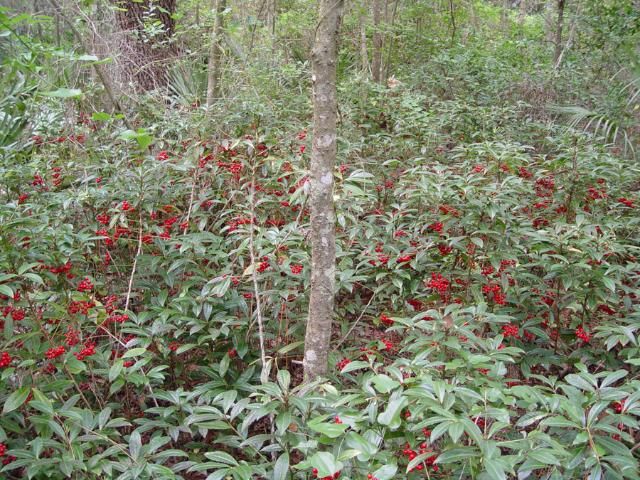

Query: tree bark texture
[553,0,565,64]
[206,0,226,107]
[303,0,344,382]
[112,0,176,91]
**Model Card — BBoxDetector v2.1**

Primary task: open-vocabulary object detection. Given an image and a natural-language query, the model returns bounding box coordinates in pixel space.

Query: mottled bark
[206,0,226,107]
[553,0,566,65]
[303,0,344,382]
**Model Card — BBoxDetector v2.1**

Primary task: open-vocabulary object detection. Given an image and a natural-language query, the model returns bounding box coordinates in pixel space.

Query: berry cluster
[68,300,95,315]
[77,277,94,293]
[311,468,341,480]
[482,283,506,305]
[402,442,438,473]
[426,273,449,296]
[502,323,520,338]
[74,342,96,361]
[427,221,443,233]
[618,197,635,208]
[379,313,394,327]
[576,326,591,343]
[45,346,66,360]
[336,358,350,371]
[0,352,12,368]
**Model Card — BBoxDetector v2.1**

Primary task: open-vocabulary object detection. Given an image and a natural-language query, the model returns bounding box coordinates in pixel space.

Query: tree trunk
[501,0,509,31]
[113,0,177,91]
[371,0,383,83]
[359,0,369,76]
[382,0,400,82]
[553,0,566,65]
[206,0,226,107]
[518,0,528,24]
[303,0,344,382]
[268,0,277,50]
[448,0,456,43]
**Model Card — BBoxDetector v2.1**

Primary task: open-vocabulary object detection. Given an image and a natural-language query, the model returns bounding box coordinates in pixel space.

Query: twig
[333,288,377,351]
[45,0,133,129]
[183,169,198,235]
[554,4,581,71]
[248,154,268,378]
[124,211,143,312]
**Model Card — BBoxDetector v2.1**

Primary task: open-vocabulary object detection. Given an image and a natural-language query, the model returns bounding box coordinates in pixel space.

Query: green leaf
[109,360,124,382]
[516,412,549,428]
[129,430,142,461]
[600,370,628,388]
[484,458,507,480]
[3,386,30,414]
[377,392,407,429]
[0,285,13,298]
[122,348,147,359]
[540,416,580,429]
[436,447,479,464]
[564,374,595,392]
[204,451,238,466]
[219,354,230,377]
[462,417,484,445]
[65,355,86,374]
[91,112,112,121]
[277,341,304,355]
[41,88,83,98]
[308,418,348,438]
[372,374,400,394]
[345,431,377,459]
[275,411,292,436]
[448,421,465,443]
[529,449,560,466]
[307,452,343,478]
[602,277,616,292]
[273,452,289,480]
[277,370,291,392]
[372,464,397,480]
[205,470,230,480]
[340,360,369,373]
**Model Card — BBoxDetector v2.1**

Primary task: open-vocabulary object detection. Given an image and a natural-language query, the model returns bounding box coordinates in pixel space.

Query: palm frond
[550,105,634,156]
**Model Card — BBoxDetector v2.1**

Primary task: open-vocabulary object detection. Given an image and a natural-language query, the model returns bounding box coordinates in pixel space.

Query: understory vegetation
[1,0,640,479]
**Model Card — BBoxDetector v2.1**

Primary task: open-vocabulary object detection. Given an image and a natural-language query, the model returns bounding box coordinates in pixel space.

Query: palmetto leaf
[551,105,634,155]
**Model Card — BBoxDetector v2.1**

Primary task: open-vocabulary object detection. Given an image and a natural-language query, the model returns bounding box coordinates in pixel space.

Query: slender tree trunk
[554,1,578,70]
[553,0,566,65]
[206,0,226,108]
[382,0,400,81]
[303,0,344,382]
[371,0,383,83]
[518,0,528,24]
[448,0,456,44]
[268,0,277,51]
[359,0,369,76]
